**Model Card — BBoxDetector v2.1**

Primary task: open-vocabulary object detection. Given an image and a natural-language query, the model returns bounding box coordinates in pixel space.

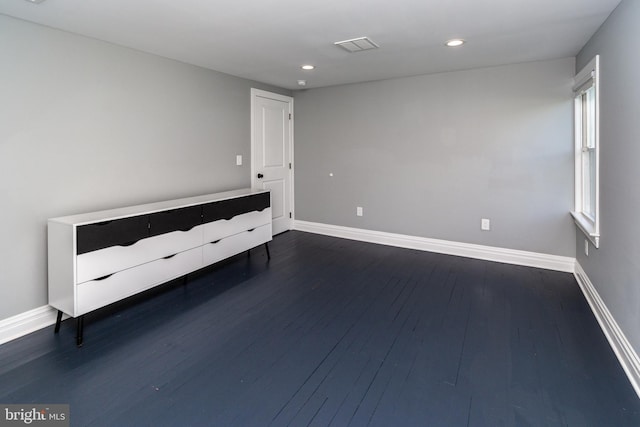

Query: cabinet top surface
[49,188,269,226]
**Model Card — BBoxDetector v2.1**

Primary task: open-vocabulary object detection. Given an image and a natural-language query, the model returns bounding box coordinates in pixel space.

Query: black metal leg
[76,316,84,347]
[265,242,271,260]
[54,310,63,334]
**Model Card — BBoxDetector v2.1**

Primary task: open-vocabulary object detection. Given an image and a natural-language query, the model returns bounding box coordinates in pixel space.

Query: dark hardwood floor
[1,231,639,426]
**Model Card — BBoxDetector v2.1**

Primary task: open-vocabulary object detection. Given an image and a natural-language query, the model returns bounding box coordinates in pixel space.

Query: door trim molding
[250,88,295,231]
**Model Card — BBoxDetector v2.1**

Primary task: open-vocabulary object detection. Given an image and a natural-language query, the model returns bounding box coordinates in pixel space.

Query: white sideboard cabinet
[48,188,271,346]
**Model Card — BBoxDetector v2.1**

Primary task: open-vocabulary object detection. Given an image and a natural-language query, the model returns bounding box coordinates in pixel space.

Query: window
[572,55,600,247]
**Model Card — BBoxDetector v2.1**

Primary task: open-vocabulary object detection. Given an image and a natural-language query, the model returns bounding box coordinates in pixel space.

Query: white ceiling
[0,0,621,90]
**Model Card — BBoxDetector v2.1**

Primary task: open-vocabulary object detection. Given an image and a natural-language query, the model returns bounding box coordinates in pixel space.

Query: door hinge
[289,212,292,218]
[289,162,292,169]
[289,113,292,120]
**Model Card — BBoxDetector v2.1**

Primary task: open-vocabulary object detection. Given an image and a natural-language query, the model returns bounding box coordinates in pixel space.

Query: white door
[251,89,294,235]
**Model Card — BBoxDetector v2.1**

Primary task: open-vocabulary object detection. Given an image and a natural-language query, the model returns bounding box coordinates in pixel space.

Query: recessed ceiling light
[301,65,315,71]
[24,0,47,3]
[445,39,465,47]
[297,80,307,87]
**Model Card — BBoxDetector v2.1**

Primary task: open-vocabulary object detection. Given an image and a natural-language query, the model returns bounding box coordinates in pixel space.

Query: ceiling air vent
[334,37,379,53]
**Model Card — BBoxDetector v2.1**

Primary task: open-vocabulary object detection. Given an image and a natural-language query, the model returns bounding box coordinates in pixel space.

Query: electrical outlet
[481,218,490,231]
[356,206,363,217]
[585,239,589,256]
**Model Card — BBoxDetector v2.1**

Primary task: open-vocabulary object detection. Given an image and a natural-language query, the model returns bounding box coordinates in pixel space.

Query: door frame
[250,88,295,231]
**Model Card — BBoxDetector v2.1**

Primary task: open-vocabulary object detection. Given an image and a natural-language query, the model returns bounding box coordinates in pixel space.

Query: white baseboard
[293,220,575,273]
[292,220,640,398]
[574,261,640,399]
[0,305,60,345]
[1,229,637,403]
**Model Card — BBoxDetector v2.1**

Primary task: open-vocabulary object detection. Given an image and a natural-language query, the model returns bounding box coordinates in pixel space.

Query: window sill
[571,211,600,248]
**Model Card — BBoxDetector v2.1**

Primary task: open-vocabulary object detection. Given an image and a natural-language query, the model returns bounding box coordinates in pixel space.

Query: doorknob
[257,173,264,179]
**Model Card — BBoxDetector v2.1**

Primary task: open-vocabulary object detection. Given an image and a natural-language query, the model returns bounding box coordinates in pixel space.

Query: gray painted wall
[294,58,576,257]
[0,15,289,320]
[575,0,640,353]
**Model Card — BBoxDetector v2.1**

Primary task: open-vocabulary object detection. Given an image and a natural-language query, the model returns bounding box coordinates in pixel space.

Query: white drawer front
[76,225,203,284]
[203,209,271,243]
[76,247,203,315]
[203,223,272,266]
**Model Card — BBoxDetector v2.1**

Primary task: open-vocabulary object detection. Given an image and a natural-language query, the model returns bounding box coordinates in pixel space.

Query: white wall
[575,0,640,354]
[0,15,288,320]
[294,58,576,257]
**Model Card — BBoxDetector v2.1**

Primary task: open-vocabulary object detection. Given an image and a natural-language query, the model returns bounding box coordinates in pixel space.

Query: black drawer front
[202,192,270,223]
[149,205,202,237]
[77,215,150,255]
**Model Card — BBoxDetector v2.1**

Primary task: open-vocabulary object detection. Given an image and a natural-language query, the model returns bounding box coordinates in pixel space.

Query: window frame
[571,55,600,248]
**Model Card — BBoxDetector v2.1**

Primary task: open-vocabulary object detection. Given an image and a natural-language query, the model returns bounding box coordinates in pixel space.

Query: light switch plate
[236,155,242,166]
